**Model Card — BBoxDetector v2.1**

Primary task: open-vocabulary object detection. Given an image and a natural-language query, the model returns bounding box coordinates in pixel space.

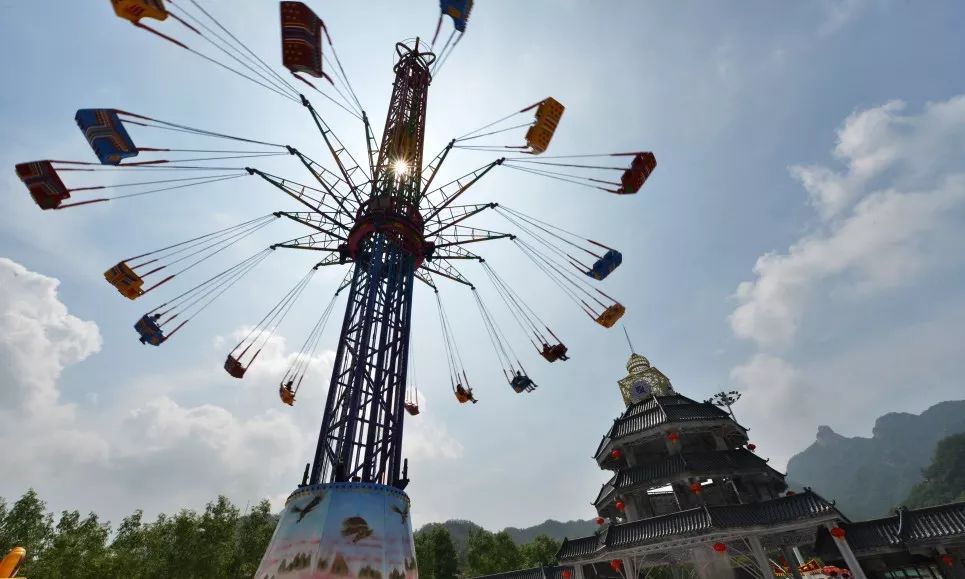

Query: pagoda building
[561,352,862,579]
[470,352,965,579]
[474,352,878,579]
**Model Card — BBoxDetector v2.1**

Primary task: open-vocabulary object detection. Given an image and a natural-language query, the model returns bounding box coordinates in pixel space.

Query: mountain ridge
[785,400,965,520]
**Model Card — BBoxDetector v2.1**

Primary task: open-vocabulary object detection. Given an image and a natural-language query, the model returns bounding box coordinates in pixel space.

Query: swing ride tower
[15,2,662,576]
[309,40,434,488]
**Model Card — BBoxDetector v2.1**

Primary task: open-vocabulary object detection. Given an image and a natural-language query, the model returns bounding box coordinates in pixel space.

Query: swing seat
[279,384,296,406]
[454,385,476,404]
[616,153,656,194]
[540,343,569,362]
[595,303,626,328]
[510,375,536,393]
[134,314,165,346]
[524,97,565,154]
[104,261,145,300]
[75,109,138,165]
[586,249,623,281]
[280,2,325,78]
[111,0,169,23]
[15,161,71,210]
[440,0,473,32]
[224,354,247,379]
[404,402,420,416]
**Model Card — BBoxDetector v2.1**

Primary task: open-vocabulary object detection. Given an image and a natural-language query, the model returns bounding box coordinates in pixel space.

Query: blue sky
[1,1,964,530]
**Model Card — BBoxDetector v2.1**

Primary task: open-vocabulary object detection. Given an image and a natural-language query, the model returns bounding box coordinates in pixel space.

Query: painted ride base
[255,482,417,579]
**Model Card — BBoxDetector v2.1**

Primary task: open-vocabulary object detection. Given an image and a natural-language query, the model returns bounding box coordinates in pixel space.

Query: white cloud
[818,0,869,36]
[728,95,965,466]
[402,390,464,461]
[0,268,463,524]
[731,306,965,470]
[731,96,965,347]
[730,354,815,466]
[0,257,102,411]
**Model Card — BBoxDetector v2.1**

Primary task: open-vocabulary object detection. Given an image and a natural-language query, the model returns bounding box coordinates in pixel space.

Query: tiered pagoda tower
[593,354,787,522]
[597,353,789,524]
[474,352,878,579]
[472,352,965,579]
[562,351,857,578]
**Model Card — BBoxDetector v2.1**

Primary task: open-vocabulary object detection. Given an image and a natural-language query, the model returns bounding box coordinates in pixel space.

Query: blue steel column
[309,233,415,487]
[309,42,431,488]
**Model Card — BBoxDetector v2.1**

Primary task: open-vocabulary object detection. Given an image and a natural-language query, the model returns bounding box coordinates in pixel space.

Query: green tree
[232,499,278,578]
[107,509,149,578]
[520,534,561,567]
[466,528,496,576]
[432,527,459,579]
[905,432,965,508]
[30,510,110,579]
[0,489,54,574]
[415,528,437,579]
[467,529,523,576]
[491,531,523,572]
[197,496,240,578]
[137,509,203,578]
[417,526,459,579]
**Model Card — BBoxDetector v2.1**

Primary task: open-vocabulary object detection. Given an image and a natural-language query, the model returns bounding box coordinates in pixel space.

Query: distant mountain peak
[815,425,840,443]
[787,399,965,520]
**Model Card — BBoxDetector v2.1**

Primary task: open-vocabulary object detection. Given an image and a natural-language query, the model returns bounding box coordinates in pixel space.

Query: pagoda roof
[559,490,839,562]
[594,449,784,506]
[816,501,965,557]
[595,394,742,459]
[471,567,569,579]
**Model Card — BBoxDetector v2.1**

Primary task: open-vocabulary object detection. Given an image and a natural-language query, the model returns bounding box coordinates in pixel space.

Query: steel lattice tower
[309,42,435,488]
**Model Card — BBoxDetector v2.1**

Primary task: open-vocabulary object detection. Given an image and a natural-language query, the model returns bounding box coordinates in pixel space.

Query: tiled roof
[710,491,835,527]
[607,507,712,550]
[556,535,601,560]
[831,502,965,553]
[594,449,782,506]
[559,490,838,562]
[472,567,569,579]
[595,395,738,456]
[901,502,965,543]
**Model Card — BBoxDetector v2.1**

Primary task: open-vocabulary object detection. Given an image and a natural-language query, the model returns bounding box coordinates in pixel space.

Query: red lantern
[615,500,625,511]
[562,570,572,579]
[667,431,680,442]
[595,516,605,526]
[747,443,757,451]
[786,490,796,496]
[830,526,846,539]
[689,482,702,494]
[713,542,726,553]
[610,449,622,460]
[610,560,622,571]
[942,554,955,567]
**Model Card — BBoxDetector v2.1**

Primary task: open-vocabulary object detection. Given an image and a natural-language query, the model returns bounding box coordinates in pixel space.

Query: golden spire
[617,352,673,406]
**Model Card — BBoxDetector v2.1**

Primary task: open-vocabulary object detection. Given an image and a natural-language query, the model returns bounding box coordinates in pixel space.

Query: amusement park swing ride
[14,1,657,576]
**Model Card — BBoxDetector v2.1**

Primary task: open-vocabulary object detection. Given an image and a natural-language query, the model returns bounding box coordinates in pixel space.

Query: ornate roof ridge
[559,490,841,562]
[814,500,965,557]
[595,450,783,506]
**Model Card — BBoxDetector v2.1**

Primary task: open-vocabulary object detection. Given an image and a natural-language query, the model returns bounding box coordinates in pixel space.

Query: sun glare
[391,158,410,176]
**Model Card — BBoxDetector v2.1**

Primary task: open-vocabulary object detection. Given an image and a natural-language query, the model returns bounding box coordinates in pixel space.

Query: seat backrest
[111,0,169,23]
[16,161,70,209]
[281,2,324,77]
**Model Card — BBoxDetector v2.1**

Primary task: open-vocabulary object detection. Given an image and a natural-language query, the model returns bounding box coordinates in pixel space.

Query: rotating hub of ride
[339,194,435,269]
